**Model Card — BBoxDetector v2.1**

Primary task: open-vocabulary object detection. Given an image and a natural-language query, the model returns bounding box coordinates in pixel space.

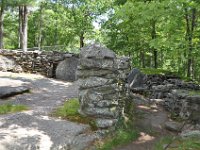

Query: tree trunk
[22,6,28,51]
[18,6,23,49]
[80,31,84,48]
[0,0,4,49]
[151,20,157,68]
[185,8,196,78]
[140,49,145,68]
[38,3,44,50]
[54,0,58,46]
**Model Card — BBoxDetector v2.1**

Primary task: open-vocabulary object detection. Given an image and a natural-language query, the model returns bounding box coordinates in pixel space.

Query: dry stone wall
[0,50,78,81]
[77,44,130,129]
[164,89,200,123]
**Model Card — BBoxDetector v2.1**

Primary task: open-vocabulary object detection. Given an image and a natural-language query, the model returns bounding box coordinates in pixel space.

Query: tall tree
[0,0,5,49]
[8,0,35,51]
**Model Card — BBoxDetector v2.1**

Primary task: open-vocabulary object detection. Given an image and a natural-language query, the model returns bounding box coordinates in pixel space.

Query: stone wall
[0,50,79,81]
[164,89,200,123]
[77,44,130,129]
[127,69,200,124]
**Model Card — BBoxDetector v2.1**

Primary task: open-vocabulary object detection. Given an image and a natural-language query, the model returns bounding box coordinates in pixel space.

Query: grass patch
[188,90,200,96]
[140,68,177,76]
[154,136,200,150]
[0,103,28,114]
[52,98,97,131]
[154,136,174,150]
[95,121,139,150]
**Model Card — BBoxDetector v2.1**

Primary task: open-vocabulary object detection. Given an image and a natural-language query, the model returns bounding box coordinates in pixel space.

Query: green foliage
[96,122,139,150]
[0,103,28,114]
[188,90,200,96]
[140,68,177,76]
[154,136,174,150]
[101,0,200,81]
[154,136,200,150]
[52,98,97,131]
[2,0,200,81]
[54,98,79,116]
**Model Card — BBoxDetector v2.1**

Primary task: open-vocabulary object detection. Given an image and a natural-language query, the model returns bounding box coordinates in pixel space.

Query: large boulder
[55,57,79,81]
[127,68,147,90]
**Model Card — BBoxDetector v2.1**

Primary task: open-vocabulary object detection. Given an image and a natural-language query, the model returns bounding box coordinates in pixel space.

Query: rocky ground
[0,71,199,150]
[0,71,96,150]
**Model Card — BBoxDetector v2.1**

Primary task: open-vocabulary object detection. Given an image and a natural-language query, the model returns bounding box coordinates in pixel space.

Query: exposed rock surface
[0,78,30,98]
[78,44,130,129]
[0,72,96,150]
[0,86,30,98]
[181,130,200,138]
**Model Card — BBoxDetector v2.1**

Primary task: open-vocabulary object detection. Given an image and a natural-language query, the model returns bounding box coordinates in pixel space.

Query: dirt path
[115,98,174,150]
[0,72,96,150]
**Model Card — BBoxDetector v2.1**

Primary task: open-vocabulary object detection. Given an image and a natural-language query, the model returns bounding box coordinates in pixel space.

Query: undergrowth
[188,90,200,96]
[52,98,97,131]
[95,119,139,150]
[140,68,177,76]
[53,99,139,149]
[0,103,28,114]
[154,136,200,150]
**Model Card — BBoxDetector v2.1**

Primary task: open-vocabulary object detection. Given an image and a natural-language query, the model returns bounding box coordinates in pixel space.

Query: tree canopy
[1,0,200,80]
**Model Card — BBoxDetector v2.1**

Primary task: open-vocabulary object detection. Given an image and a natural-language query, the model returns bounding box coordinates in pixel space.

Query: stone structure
[0,50,78,81]
[164,89,200,123]
[0,55,22,72]
[127,68,147,91]
[127,70,200,125]
[77,44,130,129]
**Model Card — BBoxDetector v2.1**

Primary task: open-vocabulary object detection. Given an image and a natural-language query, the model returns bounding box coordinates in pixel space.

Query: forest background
[1,0,200,81]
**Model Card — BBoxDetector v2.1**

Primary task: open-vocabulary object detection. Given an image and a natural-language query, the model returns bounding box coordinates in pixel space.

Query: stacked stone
[77,44,130,129]
[0,50,78,80]
[164,89,200,124]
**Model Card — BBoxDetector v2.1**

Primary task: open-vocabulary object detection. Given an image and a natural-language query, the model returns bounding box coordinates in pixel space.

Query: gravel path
[0,72,96,150]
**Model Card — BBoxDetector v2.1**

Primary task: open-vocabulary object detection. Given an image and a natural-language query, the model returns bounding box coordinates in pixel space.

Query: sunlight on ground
[0,124,53,150]
[48,79,73,86]
[138,105,151,110]
[0,78,29,87]
[137,105,158,112]
[0,71,44,80]
[134,132,155,144]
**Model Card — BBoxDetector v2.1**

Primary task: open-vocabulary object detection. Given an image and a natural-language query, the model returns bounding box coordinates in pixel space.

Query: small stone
[165,121,183,132]
[79,77,114,89]
[181,130,200,138]
[95,119,117,128]
[187,95,200,104]
[83,107,118,118]
[96,100,118,107]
